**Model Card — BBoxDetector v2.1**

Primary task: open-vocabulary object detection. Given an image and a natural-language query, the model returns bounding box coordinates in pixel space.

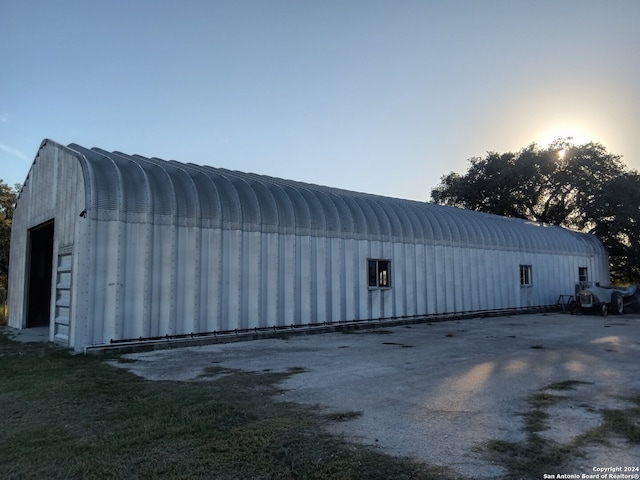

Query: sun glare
[537,125,593,149]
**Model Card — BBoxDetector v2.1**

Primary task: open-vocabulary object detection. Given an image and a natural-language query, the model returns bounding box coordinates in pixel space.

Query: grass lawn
[487,381,640,480]
[0,333,449,479]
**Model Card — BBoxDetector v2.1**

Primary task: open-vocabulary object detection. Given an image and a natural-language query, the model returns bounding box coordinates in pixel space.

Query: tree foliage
[583,171,640,284]
[0,180,19,290]
[430,140,639,283]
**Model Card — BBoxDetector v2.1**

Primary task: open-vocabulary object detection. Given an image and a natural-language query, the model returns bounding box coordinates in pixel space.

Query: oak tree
[0,180,18,291]
[430,140,638,283]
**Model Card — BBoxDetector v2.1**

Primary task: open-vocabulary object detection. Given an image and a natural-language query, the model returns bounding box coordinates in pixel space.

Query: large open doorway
[26,220,55,328]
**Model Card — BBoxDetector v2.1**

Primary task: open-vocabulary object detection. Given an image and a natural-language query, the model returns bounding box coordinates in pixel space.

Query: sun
[537,125,593,149]
[534,124,596,160]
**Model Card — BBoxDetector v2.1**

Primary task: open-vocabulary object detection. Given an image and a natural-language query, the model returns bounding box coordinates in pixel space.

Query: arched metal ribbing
[229,175,263,228]
[130,157,175,219]
[366,196,394,241]
[323,192,355,236]
[340,195,370,240]
[351,196,383,239]
[297,188,327,233]
[185,169,223,229]
[311,189,342,235]
[279,183,312,234]
[382,199,415,241]
[93,149,150,217]
[110,151,153,220]
[67,145,605,256]
[164,160,201,225]
[248,179,280,230]
[68,145,122,215]
[267,183,296,234]
[206,169,243,228]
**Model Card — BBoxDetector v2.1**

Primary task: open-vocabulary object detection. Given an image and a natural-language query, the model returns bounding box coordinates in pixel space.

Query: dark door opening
[26,220,55,328]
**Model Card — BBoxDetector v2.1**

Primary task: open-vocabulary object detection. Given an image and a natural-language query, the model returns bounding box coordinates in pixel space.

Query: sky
[1,0,639,201]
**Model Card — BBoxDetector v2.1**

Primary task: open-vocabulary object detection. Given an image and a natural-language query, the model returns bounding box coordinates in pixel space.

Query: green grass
[580,398,640,445]
[544,380,592,391]
[487,389,576,478]
[342,329,393,335]
[0,333,451,480]
[323,411,363,423]
[486,380,640,480]
[528,392,561,408]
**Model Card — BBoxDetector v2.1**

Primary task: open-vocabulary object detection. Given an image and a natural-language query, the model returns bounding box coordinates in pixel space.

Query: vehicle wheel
[600,303,609,316]
[568,300,578,315]
[611,292,624,315]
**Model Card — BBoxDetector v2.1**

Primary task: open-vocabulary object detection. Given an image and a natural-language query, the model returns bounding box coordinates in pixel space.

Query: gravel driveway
[114,312,640,479]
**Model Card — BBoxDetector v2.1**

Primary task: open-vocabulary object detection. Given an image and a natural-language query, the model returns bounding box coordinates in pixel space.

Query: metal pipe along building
[8,140,609,351]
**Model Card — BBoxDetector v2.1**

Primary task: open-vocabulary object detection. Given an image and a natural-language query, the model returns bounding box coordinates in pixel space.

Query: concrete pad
[0,326,50,344]
[112,313,640,479]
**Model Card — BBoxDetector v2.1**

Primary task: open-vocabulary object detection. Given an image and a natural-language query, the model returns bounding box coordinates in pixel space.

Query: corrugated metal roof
[64,141,603,255]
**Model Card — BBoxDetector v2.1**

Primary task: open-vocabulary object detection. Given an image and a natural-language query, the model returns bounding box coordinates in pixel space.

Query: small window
[368,259,391,288]
[578,267,588,283]
[519,265,532,287]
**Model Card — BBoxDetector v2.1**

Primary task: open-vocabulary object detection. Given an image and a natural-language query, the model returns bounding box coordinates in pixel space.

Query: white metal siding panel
[404,243,417,317]
[329,238,342,322]
[10,240,24,328]
[445,246,457,313]
[291,234,303,325]
[466,247,479,312]
[176,226,197,333]
[8,170,50,327]
[313,237,327,323]
[504,251,518,308]
[54,252,72,344]
[149,224,171,337]
[349,237,361,320]
[323,237,333,323]
[299,235,312,325]
[484,250,498,310]
[265,233,276,325]
[392,243,404,317]
[336,238,346,321]
[199,229,220,332]
[226,229,242,331]
[423,245,434,313]
[281,235,295,326]
[8,142,85,339]
[100,220,120,342]
[122,223,147,339]
[458,247,470,312]
[11,141,612,351]
[539,253,550,305]
[411,244,421,314]
[434,246,444,313]
[486,251,499,310]
[452,247,465,313]
[73,210,91,348]
[243,231,261,329]
[79,222,595,341]
[559,254,573,300]
[140,221,153,338]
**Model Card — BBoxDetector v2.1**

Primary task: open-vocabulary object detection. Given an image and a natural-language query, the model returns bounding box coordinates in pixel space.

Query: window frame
[368,259,391,289]
[519,264,532,287]
[578,267,588,283]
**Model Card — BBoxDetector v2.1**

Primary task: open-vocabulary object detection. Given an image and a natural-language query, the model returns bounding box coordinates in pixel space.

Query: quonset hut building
[8,139,609,352]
